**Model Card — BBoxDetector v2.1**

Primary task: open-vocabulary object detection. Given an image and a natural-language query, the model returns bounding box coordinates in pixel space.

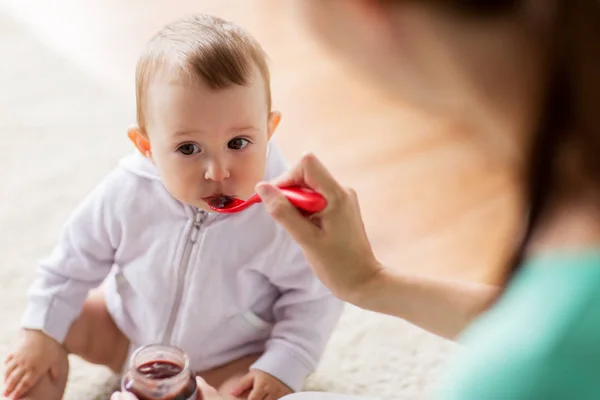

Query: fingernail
[110,393,122,400]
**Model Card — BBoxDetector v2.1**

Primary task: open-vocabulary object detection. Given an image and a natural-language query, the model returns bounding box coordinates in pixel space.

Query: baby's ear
[127,125,152,158]
[267,111,281,140]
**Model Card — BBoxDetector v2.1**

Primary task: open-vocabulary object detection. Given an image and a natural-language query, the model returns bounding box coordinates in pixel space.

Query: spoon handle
[278,186,327,213]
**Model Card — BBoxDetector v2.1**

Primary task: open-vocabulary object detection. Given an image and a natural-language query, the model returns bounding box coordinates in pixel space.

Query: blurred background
[0,0,518,398]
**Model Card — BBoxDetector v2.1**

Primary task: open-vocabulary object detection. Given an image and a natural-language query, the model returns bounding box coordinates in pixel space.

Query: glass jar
[122,344,199,400]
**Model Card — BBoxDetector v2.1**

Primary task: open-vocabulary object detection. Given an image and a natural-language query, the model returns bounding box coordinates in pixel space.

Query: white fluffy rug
[0,13,456,400]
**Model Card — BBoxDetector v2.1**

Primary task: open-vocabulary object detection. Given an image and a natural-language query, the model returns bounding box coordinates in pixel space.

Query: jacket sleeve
[20,171,121,343]
[251,234,344,392]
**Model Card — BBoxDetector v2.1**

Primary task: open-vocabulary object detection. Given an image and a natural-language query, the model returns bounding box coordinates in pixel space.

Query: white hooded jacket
[21,142,343,391]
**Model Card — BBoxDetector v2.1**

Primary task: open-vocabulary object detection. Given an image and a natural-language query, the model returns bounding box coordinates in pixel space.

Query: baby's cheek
[163,176,199,205]
[247,169,267,195]
[233,160,265,188]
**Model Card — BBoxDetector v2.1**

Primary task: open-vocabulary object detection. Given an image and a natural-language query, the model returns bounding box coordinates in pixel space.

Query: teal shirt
[435,251,600,399]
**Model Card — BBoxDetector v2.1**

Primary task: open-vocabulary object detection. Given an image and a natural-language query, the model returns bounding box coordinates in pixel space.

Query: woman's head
[299,0,600,278]
[297,1,553,137]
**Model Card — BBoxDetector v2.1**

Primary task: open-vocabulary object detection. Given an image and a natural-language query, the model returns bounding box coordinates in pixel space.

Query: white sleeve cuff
[251,341,315,392]
[20,294,80,344]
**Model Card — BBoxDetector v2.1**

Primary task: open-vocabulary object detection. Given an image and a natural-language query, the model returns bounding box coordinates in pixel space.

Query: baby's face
[143,68,277,212]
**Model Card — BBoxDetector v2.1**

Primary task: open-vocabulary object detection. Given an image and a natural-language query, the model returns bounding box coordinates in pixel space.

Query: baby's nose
[204,160,230,182]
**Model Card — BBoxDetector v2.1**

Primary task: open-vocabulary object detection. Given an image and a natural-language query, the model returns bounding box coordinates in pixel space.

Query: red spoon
[207,186,327,214]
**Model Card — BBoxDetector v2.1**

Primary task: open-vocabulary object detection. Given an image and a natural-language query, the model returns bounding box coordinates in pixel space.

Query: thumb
[49,363,60,381]
[255,182,318,246]
[195,377,220,400]
[230,373,254,397]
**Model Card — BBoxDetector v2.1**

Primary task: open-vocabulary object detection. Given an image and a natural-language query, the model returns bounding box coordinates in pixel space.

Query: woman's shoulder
[435,249,600,399]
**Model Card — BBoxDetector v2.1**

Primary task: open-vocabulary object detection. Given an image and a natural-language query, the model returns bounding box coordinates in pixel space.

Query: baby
[3,14,343,400]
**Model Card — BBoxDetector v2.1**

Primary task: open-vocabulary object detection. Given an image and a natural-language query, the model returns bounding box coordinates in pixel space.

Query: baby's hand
[3,329,64,399]
[230,369,292,400]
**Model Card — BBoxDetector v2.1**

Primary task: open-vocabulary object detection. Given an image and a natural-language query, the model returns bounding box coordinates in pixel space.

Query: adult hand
[255,153,382,302]
[110,376,221,400]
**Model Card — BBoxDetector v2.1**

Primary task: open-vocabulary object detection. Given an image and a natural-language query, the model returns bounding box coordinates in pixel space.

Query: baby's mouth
[203,194,236,209]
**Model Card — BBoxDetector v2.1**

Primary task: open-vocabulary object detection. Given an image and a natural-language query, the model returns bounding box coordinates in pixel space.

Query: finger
[49,363,60,382]
[11,371,34,399]
[195,377,220,400]
[3,366,25,396]
[271,153,344,201]
[3,359,17,383]
[230,373,254,397]
[255,183,320,246]
[247,385,266,400]
[4,354,13,365]
[299,152,345,198]
[111,392,138,400]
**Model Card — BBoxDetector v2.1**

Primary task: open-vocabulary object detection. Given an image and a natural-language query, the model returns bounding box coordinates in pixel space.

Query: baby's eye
[177,143,200,156]
[228,138,250,150]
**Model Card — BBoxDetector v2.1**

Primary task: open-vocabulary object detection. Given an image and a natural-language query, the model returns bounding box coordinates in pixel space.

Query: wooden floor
[0,0,521,283]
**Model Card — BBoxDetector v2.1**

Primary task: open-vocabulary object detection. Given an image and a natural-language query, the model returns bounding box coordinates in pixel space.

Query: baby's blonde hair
[135,14,271,131]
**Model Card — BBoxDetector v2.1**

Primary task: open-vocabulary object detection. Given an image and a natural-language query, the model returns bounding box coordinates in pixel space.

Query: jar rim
[129,344,192,384]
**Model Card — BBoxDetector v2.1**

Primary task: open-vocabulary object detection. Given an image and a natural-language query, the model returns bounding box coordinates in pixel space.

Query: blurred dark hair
[421,0,600,283]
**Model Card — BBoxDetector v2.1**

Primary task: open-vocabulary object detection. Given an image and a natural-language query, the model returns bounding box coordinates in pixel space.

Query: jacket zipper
[162,209,207,344]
